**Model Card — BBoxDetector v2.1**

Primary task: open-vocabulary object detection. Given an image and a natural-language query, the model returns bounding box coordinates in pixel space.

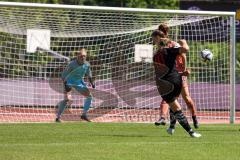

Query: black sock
[192,115,198,123]
[169,109,177,129]
[174,110,193,133]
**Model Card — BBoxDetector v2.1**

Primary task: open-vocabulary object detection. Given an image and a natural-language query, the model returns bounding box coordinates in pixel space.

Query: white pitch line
[1,141,240,147]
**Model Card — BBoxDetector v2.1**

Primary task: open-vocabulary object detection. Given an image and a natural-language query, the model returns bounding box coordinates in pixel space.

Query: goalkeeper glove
[63,81,72,92]
[91,82,96,89]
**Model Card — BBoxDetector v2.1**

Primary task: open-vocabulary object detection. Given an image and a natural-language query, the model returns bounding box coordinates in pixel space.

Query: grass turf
[0,122,239,160]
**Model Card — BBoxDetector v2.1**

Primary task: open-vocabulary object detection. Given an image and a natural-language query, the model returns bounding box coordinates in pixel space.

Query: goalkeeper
[55,48,95,122]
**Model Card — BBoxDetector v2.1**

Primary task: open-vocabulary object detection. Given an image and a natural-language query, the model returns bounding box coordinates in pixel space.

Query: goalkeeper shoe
[189,132,201,138]
[81,114,91,122]
[55,118,61,123]
[155,118,166,126]
[166,127,175,135]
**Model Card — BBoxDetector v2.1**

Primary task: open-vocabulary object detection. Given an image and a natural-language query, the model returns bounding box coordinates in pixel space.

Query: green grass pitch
[0,123,239,160]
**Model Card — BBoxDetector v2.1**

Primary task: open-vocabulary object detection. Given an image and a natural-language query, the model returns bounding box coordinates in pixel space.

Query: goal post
[0,2,236,123]
[230,15,236,124]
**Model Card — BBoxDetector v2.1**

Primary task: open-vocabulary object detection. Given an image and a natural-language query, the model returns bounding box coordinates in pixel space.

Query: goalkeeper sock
[174,110,192,133]
[56,100,68,118]
[83,96,92,115]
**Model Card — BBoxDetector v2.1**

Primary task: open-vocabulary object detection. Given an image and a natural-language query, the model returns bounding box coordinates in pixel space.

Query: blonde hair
[77,48,87,55]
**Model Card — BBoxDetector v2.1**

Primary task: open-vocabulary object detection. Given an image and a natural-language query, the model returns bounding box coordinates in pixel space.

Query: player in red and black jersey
[151,30,201,138]
[154,23,199,129]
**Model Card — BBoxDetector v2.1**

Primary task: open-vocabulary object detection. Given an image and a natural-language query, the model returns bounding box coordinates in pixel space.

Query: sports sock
[174,110,193,133]
[83,96,92,115]
[192,115,199,125]
[56,100,68,118]
[169,109,177,129]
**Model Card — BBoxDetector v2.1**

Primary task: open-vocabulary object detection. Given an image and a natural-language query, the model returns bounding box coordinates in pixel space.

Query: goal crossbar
[0,2,236,16]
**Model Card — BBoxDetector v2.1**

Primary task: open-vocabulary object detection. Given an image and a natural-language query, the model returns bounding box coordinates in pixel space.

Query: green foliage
[236,43,240,83]
[0,0,59,3]
[0,0,238,83]
[25,51,52,65]
[126,0,178,9]
[0,0,179,9]
[188,41,231,83]
[0,32,28,77]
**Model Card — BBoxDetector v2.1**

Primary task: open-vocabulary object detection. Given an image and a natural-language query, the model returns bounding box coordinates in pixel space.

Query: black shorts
[156,73,182,103]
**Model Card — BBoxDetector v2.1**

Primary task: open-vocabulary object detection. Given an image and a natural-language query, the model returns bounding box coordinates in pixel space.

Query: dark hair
[158,23,169,36]
[151,30,166,38]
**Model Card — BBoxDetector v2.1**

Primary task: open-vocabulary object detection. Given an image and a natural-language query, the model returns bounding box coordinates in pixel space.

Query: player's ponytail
[158,23,169,37]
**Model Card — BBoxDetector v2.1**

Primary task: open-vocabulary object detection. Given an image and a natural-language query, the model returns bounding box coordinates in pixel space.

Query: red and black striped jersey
[153,47,180,79]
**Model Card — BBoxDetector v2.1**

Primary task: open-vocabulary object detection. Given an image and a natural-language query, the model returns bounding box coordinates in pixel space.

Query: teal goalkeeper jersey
[61,59,92,83]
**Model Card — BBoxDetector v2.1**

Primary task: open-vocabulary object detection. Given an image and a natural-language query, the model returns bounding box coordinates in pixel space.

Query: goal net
[0,2,236,123]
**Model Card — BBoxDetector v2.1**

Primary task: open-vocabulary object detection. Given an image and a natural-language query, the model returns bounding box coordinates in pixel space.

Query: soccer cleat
[189,132,201,138]
[55,118,61,123]
[80,114,91,122]
[166,127,175,135]
[154,118,166,126]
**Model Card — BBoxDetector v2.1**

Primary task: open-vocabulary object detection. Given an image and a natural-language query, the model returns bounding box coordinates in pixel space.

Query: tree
[0,0,59,3]
[126,0,178,9]
[0,0,179,9]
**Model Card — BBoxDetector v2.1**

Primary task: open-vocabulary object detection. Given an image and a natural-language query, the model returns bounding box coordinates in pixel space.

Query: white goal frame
[0,2,236,123]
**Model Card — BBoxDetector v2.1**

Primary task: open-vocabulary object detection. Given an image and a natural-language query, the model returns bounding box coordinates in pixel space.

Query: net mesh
[0,5,235,123]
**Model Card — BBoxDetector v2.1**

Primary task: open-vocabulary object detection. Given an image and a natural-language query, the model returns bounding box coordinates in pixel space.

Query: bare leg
[160,100,169,119]
[181,86,196,116]
[181,86,199,128]
[155,100,168,126]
